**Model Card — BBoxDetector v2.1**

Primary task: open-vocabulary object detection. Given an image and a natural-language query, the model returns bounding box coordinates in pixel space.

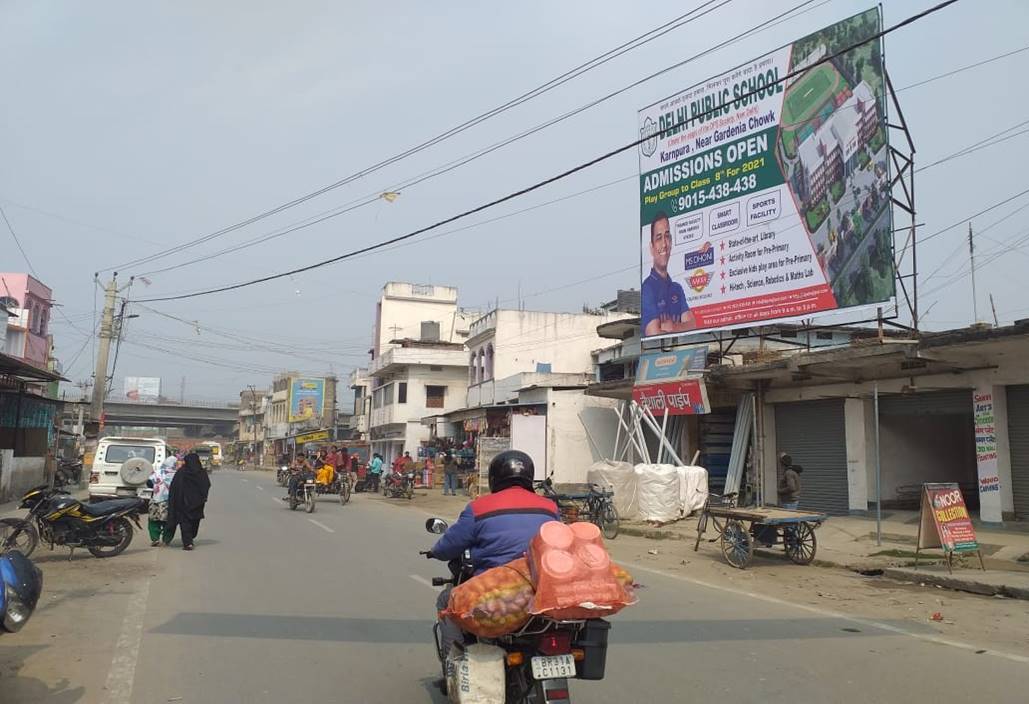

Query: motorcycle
[276,465,290,486]
[424,518,610,703]
[0,549,42,634]
[383,470,416,500]
[283,470,317,513]
[0,482,144,559]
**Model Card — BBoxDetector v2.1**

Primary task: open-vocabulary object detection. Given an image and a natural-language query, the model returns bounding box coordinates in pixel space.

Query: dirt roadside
[373,489,1029,658]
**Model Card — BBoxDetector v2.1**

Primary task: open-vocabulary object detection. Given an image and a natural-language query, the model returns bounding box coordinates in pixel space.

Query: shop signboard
[973,386,1002,523]
[637,348,707,382]
[916,483,985,572]
[638,8,893,339]
[294,430,330,445]
[289,378,325,423]
[631,378,710,416]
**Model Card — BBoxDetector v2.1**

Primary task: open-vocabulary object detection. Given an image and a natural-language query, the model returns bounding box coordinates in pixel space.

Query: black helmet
[488,450,535,492]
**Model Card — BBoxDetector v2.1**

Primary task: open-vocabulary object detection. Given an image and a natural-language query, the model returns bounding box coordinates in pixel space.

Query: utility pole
[248,384,259,471]
[990,293,1000,327]
[969,223,979,323]
[91,275,118,421]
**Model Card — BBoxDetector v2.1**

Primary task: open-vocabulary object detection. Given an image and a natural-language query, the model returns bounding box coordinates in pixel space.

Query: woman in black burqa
[167,452,211,551]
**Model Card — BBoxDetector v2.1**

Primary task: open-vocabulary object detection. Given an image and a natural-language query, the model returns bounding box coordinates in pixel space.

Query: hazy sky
[2,0,1027,402]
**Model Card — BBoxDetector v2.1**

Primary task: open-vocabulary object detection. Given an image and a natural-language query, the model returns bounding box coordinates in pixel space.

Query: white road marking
[272,496,284,507]
[240,478,249,483]
[308,518,335,533]
[256,485,264,491]
[627,562,1029,664]
[410,574,435,589]
[100,573,151,703]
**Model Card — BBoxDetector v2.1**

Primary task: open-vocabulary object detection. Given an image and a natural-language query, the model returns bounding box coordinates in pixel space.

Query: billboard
[638,8,893,340]
[124,376,161,401]
[637,348,707,383]
[288,377,325,423]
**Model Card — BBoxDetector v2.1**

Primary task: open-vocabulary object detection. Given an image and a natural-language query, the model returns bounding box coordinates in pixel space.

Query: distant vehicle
[201,441,222,466]
[192,445,214,472]
[89,437,167,502]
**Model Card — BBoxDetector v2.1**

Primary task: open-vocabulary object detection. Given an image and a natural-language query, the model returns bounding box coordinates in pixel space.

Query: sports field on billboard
[638,8,893,340]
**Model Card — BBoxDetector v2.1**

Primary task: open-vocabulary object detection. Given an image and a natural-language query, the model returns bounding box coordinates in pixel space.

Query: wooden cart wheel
[720,519,753,569]
[783,522,817,565]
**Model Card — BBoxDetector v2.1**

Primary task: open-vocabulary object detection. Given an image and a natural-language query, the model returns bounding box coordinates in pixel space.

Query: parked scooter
[0,482,144,559]
[423,518,610,703]
[0,549,42,634]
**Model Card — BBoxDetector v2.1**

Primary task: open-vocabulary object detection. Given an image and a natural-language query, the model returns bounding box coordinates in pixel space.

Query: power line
[916,119,1029,173]
[103,0,736,274]
[135,1,956,304]
[896,44,1029,92]
[130,0,826,278]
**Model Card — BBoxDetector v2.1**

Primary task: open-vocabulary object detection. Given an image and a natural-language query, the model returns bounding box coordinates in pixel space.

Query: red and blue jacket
[431,486,559,573]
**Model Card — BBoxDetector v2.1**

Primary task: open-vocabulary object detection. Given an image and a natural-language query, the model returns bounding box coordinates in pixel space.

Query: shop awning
[0,351,66,384]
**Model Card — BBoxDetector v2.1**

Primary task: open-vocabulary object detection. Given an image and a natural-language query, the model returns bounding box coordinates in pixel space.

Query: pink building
[1,273,53,369]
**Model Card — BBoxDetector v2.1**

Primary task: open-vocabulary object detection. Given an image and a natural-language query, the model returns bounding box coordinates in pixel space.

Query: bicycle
[537,479,620,540]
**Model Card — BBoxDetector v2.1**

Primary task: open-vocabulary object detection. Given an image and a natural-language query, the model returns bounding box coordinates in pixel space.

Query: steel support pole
[874,382,882,546]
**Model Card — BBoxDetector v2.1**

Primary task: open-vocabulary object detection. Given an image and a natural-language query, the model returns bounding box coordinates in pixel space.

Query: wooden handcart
[694,494,827,569]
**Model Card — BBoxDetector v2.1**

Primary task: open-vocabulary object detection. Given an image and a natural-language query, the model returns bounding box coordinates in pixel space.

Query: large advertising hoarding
[638,8,893,340]
[288,377,326,423]
[124,376,161,401]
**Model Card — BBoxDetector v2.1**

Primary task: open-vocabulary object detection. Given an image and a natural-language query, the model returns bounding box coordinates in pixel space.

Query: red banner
[631,379,710,415]
[919,483,979,553]
[689,284,838,330]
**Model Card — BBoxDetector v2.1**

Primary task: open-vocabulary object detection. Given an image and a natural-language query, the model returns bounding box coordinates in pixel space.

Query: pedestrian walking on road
[167,452,211,551]
[367,452,384,493]
[442,452,459,496]
[147,455,181,546]
[777,452,803,510]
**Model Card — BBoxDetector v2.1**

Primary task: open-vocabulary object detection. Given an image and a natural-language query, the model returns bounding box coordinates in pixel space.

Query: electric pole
[248,384,259,471]
[91,275,118,421]
[969,223,979,323]
[990,293,1000,327]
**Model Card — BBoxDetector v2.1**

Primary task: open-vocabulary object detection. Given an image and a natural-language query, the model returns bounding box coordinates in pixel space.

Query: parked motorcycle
[424,518,610,703]
[0,483,144,559]
[0,549,42,634]
[383,471,415,500]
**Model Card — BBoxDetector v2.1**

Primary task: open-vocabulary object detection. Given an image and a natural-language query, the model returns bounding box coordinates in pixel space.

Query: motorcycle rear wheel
[406,484,414,500]
[88,517,133,558]
[0,518,39,558]
[340,481,351,505]
[289,494,298,510]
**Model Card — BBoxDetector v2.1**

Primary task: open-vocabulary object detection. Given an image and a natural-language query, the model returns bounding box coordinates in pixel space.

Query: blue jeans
[443,473,458,495]
[781,501,799,510]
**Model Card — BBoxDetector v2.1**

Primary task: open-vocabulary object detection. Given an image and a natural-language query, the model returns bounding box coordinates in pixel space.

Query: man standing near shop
[642,211,697,337]
[777,452,803,509]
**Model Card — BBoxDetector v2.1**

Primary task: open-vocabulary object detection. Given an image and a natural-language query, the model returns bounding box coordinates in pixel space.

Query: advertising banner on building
[973,386,1003,523]
[124,376,161,401]
[632,378,711,416]
[637,348,707,383]
[638,8,893,340]
[917,483,979,554]
[288,378,325,423]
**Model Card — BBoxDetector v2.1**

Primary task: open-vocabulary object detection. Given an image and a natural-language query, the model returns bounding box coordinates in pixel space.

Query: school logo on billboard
[683,242,715,269]
[688,269,712,293]
[639,117,659,157]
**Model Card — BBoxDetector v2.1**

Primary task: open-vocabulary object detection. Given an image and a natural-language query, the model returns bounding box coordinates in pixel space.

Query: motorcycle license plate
[530,654,575,680]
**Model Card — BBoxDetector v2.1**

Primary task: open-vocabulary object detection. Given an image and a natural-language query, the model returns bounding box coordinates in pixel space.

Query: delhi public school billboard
[638,8,894,340]
[288,377,325,423]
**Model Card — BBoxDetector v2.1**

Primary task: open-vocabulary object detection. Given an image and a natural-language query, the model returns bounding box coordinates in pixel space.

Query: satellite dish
[120,457,151,486]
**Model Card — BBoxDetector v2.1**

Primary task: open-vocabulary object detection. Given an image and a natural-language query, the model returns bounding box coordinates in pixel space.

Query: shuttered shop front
[774,399,849,515]
[1007,385,1029,520]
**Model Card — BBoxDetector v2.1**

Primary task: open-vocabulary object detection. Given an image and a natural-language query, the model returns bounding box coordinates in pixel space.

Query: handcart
[694,493,827,569]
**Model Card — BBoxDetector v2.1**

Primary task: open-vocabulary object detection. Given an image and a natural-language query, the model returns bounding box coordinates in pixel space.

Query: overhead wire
[134,0,958,304]
[104,0,736,274]
[896,44,1029,92]
[131,0,828,279]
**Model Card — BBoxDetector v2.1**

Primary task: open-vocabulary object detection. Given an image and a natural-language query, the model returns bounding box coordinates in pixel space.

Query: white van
[89,436,167,501]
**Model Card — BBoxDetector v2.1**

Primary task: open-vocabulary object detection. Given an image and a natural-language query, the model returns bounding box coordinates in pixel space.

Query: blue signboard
[637,347,707,383]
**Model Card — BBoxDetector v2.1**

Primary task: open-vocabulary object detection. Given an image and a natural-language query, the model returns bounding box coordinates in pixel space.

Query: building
[348,367,371,439]
[237,388,269,462]
[264,372,338,458]
[1,273,53,369]
[366,282,478,464]
[794,80,879,204]
[0,352,63,502]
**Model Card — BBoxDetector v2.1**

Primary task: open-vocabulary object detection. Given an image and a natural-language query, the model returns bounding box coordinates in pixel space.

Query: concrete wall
[374,282,468,356]
[878,414,976,505]
[544,390,620,485]
[0,450,45,504]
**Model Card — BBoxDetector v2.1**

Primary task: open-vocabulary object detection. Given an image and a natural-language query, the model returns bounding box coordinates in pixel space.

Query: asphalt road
[3,470,1028,703]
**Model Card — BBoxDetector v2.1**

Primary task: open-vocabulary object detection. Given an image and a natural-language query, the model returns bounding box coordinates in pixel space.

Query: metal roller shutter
[878,389,971,416]
[774,399,849,515]
[1006,385,1029,520]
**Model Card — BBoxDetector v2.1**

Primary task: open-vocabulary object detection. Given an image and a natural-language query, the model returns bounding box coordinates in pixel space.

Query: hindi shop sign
[637,8,894,340]
[973,386,1003,523]
[632,378,711,416]
[917,483,979,554]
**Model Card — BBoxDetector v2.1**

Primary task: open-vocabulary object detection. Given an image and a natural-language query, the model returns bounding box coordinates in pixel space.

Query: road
[2,470,1028,703]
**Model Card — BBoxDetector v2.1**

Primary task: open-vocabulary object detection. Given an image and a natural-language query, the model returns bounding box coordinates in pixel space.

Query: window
[816,331,834,340]
[398,382,408,404]
[103,445,156,464]
[426,385,446,409]
[485,344,494,380]
[469,353,478,384]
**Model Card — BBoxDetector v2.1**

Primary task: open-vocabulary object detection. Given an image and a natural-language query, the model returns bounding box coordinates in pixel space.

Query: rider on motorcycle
[426,451,559,661]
